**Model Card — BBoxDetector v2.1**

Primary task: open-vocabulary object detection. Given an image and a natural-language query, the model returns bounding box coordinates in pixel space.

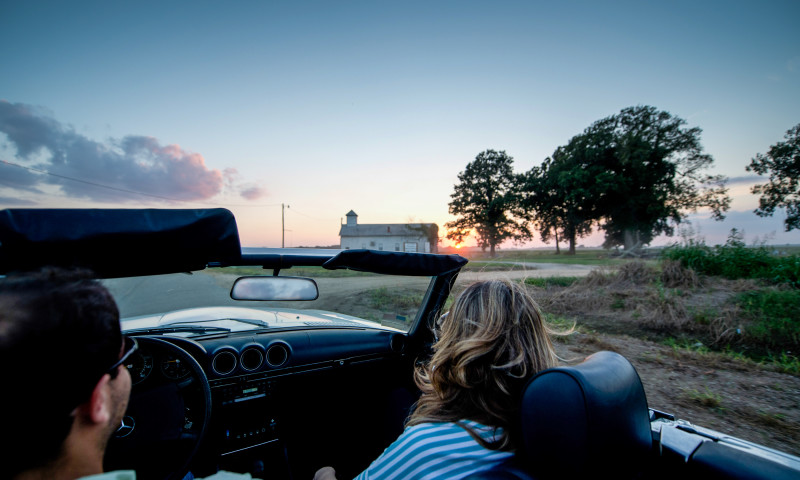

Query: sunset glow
[1,2,798,248]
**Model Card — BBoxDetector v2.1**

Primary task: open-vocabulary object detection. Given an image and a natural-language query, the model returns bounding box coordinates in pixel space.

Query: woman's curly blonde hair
[406,279,569,451]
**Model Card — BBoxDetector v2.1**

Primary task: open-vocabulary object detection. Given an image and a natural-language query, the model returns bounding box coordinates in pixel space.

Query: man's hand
[314,466,337,480]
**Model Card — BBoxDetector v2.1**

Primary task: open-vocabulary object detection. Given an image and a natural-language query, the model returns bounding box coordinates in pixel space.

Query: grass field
[460,248,631,266]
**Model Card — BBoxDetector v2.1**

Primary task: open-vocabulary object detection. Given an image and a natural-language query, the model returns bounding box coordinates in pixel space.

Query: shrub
[770,255,800,288]
[661,229,795,287]
[661,240,716,273]
[737,288,800,350]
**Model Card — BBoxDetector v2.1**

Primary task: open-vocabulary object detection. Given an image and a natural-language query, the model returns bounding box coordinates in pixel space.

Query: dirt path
[552,329,800,456]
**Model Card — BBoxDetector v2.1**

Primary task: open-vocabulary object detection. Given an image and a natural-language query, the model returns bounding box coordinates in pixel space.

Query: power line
[285,206,327,221]
[0,159,281,208]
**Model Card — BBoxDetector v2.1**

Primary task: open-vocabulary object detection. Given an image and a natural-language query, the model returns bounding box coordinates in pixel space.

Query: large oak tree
[446,150,531,256]
[597,106,729,250]
[525,106,730,252]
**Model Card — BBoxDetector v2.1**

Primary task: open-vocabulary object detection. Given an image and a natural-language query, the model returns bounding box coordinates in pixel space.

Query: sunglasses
[108,336,138,378]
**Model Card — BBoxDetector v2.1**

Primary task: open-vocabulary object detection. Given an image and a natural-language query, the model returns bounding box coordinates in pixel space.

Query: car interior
[1,207,798,480]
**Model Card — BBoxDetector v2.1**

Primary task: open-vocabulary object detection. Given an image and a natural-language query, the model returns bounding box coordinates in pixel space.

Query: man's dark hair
[0,267,121,476]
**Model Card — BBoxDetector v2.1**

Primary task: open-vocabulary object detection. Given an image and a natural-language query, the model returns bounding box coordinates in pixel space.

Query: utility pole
[282,203,290,248]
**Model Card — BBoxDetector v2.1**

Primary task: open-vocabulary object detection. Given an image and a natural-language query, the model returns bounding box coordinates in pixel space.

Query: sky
[1,0,799,249]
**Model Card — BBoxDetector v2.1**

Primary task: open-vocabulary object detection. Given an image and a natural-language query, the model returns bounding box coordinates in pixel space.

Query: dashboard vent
[212,350,238,375]
[266,343,290,367]
[240,346,264,372]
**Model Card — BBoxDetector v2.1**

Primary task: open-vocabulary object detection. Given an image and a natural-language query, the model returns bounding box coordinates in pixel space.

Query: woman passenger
[315,279,568,480]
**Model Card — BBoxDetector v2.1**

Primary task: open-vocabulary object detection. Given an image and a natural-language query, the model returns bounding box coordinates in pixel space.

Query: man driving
[0,267,134,480]
[0,268,249,480]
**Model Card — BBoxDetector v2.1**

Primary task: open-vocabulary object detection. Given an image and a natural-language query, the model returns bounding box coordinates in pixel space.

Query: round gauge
[160,354,191,380]
[126,350,154,385]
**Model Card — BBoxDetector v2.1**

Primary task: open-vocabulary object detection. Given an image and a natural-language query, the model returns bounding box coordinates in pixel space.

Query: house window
[395,243,400,251]
[369,241,376,247]
[378,243,383,250]
[404,242,417,253]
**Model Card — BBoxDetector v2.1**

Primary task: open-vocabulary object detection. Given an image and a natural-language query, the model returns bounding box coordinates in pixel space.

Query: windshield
[103,266,433,334]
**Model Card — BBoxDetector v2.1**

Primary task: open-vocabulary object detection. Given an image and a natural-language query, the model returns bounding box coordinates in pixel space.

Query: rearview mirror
[230,276,319,301]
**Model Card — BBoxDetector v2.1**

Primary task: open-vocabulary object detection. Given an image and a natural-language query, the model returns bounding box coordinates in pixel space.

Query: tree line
[446,105,799,256]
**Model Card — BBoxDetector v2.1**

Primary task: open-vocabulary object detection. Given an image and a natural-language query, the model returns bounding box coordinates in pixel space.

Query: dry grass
[527,260,762,351]
[660,259,701,288]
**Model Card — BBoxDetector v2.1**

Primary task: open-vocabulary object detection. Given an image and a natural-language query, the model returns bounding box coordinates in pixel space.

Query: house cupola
[345,210,358,227]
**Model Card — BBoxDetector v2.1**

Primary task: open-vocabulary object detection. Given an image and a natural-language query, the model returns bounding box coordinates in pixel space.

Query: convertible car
[0,208,798,480]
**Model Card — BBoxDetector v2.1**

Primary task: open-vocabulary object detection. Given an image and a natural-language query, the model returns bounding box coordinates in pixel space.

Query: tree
[446,150,531,256]
[522,131,612,254]
[596,106,729,250]
[531,106,728,252]
[746,123,800,231]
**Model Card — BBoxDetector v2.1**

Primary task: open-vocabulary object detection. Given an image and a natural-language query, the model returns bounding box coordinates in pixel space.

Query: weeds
[524,276,580,288]
[683,387,724,409]
[737,288,800,350]
[368,287,423,312]
[764,352,800,375]
[662,229,800,288]
[660,259,701,288]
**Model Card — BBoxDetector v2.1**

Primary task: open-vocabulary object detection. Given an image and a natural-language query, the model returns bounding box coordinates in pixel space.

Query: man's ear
[74,373,113,425]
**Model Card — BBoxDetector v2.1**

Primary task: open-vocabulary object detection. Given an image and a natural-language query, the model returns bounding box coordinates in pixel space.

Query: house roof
[339,223,437,238]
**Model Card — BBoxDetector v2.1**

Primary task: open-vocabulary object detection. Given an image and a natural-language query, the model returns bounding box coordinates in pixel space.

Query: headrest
[518,351,652,478]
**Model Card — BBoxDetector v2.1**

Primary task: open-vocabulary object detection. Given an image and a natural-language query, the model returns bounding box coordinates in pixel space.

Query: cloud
[240,185,268,200]
[0,101,262,203]
[0,196,37,206]
[727,175,762,186]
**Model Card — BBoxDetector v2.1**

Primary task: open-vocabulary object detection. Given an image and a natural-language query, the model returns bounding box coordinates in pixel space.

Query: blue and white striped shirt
[353,420,513,480]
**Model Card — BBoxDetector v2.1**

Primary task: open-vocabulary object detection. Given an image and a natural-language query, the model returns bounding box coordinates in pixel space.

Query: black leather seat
[467,351,653,480]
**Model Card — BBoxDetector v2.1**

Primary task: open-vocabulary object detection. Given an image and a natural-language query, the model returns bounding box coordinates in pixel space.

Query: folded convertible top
[0,208,242,278]
[322,249,467,276]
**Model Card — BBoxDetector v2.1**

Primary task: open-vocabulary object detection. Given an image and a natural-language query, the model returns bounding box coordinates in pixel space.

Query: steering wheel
[105,336,212,480]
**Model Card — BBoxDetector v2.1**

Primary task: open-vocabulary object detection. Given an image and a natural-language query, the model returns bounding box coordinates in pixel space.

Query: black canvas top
[322,249,467,276]
[0,208,242,278]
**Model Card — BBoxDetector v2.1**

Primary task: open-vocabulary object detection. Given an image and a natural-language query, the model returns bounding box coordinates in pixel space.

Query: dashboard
[107,327,413,480]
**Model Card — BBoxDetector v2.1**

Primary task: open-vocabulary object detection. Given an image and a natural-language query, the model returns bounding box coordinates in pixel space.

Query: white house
[338,210,439,253]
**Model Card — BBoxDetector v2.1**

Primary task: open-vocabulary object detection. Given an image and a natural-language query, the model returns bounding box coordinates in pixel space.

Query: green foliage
[446,150,531,256]
[746,123,800,231]
[661,229,799,288]
[473,248,625,265]
[522,142,604,254]
[770,255,800,288]
[597,106,730,250]
[523,105,730,252]
[766,352,800,375]
[684,387,723,409]
[524,276,580,288]
[737,289,800,349]
[368,287,423,311]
